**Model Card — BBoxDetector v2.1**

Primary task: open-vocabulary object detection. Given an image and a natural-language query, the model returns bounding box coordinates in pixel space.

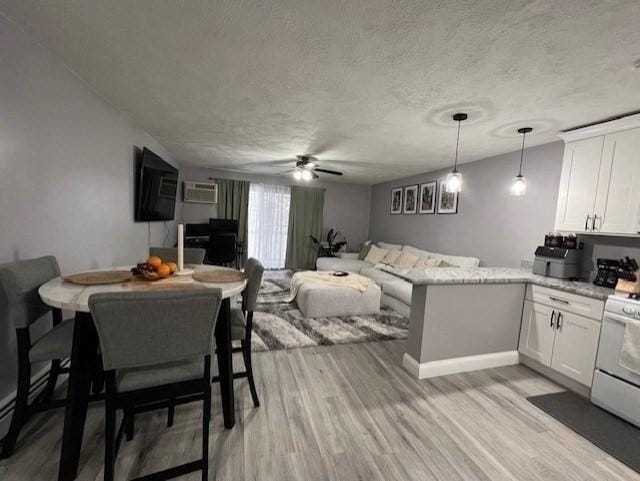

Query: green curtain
[217,179,250,266]
[285,186,325,270]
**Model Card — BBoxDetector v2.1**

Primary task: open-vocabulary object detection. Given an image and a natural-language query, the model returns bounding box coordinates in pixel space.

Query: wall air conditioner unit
[183,181,218,204]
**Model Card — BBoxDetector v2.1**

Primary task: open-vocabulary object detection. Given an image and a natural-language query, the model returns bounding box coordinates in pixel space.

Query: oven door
[596,312,640,386]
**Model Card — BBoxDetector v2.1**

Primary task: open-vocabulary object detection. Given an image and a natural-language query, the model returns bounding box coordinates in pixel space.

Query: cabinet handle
[557,312,563,330]
[549,295,570,305]
[550,310,556,328]
[592,214,600,231]
[585,214,591,231]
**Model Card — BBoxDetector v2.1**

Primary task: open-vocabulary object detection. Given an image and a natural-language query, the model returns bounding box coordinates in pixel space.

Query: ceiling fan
[287,155,343,181]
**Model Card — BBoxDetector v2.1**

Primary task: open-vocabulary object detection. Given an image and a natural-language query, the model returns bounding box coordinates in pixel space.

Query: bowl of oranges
[131,256,178,281]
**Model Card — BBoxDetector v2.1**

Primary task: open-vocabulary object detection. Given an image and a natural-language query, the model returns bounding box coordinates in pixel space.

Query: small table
[39,265,246,481]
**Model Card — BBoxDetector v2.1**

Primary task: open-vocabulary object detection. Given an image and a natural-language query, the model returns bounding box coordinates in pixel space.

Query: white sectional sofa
[316,242,480,318]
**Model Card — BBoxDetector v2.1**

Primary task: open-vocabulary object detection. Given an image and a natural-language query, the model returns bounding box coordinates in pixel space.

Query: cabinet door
[550,311,601,387]
[594,129,640,234]
[518,300,556,366]
[555,137,604,232]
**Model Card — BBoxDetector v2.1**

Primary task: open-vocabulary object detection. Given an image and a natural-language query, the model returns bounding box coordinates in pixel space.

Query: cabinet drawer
[526,285,604,321]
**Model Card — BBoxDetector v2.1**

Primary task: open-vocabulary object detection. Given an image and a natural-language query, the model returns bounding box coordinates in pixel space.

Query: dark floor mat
[528,390,640,473]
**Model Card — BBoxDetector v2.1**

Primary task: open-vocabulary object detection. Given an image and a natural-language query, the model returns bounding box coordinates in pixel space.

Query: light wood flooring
[1,340,639,480]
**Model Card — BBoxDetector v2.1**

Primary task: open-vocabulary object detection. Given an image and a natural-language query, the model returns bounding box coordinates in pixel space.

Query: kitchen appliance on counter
[591,295,640,428]
[532,245,582,279]
[615,257,640,297]
[593,258,620,288]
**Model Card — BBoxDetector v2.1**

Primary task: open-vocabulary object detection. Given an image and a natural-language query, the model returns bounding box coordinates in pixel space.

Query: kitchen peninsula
[384,266,613,388]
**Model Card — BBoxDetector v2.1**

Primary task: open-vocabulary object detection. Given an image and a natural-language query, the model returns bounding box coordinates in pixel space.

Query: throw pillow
[394,251,419,268]
[358,243,372,260]
[416,257,443,268]
[364,245,389,264]
[378,241,403,251]
[382,249,402,265]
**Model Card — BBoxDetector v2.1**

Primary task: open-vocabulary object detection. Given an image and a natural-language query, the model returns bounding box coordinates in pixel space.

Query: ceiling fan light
[511,174,527,196]
[301,169,313,181]
[293,170,302,181]
[445,171,462,193]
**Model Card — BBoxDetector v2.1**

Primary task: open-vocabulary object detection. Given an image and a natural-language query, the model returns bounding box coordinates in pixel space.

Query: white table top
[39,264,246,312]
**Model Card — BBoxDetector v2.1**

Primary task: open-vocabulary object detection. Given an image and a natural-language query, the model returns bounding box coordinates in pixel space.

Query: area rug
[528,391,640,473]
[247,270,408,352]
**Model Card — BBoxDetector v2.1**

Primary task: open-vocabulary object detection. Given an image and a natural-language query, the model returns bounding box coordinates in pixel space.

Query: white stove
[591,294,640,427]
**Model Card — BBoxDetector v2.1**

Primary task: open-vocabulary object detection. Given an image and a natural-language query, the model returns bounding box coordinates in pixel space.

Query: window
[247,183,291,269]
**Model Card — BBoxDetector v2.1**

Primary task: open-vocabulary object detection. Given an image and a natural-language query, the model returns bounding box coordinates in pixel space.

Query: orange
[147,256,162,268]
[166,262,177,274]
[156,264,171,278]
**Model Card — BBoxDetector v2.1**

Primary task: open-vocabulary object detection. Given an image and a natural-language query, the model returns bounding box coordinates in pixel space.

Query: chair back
[88,289,222,371]
[149,247,206,264]
[242,258,264,312]
[0,256,60,329]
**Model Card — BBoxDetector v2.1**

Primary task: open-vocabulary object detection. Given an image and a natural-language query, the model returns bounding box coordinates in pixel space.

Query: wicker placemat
[193,270,246,283]
[63,270,132,285]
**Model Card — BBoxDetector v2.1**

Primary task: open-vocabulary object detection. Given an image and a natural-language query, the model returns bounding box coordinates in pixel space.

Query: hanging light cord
[518,130,527,176]
[453,119,462,172]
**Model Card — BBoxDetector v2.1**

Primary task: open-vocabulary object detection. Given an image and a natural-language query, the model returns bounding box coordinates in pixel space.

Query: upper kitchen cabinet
[556,114,640,235]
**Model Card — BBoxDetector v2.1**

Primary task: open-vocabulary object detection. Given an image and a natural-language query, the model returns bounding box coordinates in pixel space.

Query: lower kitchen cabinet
[519,290,603,387]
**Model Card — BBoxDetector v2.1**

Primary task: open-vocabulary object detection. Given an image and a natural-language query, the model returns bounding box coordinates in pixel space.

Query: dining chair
[213,257,264,407]
[0,256,76,459]
[88,288,222,481]
[149,247,206,264]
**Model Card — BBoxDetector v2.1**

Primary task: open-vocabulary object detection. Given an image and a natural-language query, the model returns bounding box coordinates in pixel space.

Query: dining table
[38,264,247,481]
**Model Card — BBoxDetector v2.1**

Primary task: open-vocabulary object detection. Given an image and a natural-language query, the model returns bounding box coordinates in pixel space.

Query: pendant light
[511,127,532,196]
[445,113,467,193]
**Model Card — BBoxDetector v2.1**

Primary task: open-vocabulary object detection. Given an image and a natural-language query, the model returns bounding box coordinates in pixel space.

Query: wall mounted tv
[135,147,179,222]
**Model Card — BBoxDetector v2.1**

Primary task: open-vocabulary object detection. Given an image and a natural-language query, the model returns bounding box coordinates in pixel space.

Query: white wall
[180,166,372,251]
[0,15,179,415]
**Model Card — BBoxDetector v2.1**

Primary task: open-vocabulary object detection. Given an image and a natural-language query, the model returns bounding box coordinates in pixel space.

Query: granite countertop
[381,266,614,301]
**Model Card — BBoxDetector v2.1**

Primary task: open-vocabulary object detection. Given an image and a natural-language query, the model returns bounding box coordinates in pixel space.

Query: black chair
[88,288,222,481]
[0,256,75,459]
[213,257,264,407]
[205,218,241,267]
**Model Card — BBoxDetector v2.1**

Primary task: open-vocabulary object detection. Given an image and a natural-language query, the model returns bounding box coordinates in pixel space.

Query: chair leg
[104,393,116,481]
[42,359,61,404]
[241,340,260,408]
[202,365,211,480]
[0,362,31,459]
[92,355,105,395]
[125,409,134,441]
[167,399,175,428]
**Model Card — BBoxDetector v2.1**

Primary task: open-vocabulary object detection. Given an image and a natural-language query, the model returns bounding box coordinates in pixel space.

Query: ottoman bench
[293,272,381,318]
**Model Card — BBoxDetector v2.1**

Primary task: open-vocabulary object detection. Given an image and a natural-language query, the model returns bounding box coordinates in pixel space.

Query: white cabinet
[555,137,604,232]
[518,288,603,387]
[556,118,640,235]
[594,129,640,233]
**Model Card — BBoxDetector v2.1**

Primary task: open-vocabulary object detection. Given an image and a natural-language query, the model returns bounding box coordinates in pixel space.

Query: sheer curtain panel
[247,183,291,269]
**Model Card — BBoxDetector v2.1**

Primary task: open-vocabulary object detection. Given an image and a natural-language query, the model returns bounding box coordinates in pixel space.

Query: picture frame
[390,187,403,215]
[403,184,418,214]
[437,182,459,214]
[418,181,437,214]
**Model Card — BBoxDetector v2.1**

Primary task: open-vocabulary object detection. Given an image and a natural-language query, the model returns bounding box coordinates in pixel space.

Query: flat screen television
[135,147,178,221]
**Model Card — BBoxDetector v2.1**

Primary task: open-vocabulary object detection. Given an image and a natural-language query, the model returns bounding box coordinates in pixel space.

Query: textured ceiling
[2,0,640,184]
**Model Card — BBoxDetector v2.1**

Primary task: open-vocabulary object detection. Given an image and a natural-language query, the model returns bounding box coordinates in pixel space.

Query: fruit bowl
[131,256,178,281]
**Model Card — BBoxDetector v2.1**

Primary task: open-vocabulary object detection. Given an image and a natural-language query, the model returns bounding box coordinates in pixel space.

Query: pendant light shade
[446,113,467,193]
[511,127,532,196]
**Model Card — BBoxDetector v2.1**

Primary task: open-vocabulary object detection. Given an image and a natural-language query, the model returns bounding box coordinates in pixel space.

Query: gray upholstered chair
[218,257,264,407]
[0,256,74,459]
[89,288,222,481]
[149,246,206,264]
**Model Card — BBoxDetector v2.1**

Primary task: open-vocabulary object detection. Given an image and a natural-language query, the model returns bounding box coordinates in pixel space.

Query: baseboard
[402,351,520,379]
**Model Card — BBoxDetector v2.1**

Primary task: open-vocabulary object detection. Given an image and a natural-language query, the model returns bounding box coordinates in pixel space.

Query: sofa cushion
[382,280,412,305]
[382,249,402,265]
[378,242,403,251]
[316,257,371,273]
[364,245,388,264]
[394,251,419,268]
[360,267,402,287]
[357,243,372,260]
[402,245,479,268]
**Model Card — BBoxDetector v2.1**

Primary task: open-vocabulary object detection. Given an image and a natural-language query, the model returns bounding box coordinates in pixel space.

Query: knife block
[615,270,640,295]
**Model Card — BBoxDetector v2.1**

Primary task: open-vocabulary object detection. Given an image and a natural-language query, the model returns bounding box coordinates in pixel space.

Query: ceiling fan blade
[314,168,343,176]
[312,171,319,179]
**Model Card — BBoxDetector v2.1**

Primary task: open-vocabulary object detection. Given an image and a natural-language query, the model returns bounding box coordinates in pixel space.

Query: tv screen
[135,147,178,222]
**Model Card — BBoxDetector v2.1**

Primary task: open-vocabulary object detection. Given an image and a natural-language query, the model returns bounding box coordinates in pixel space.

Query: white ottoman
[295,280,381,318]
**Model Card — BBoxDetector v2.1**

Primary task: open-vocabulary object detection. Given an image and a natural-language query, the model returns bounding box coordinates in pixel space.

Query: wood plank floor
[1,340,639,480]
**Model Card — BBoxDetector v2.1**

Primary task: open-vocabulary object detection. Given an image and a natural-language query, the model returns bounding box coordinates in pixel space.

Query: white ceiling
[2,0,640,184]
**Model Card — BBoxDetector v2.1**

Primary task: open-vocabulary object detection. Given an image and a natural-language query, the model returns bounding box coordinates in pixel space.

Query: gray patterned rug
[247,270,408,352]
